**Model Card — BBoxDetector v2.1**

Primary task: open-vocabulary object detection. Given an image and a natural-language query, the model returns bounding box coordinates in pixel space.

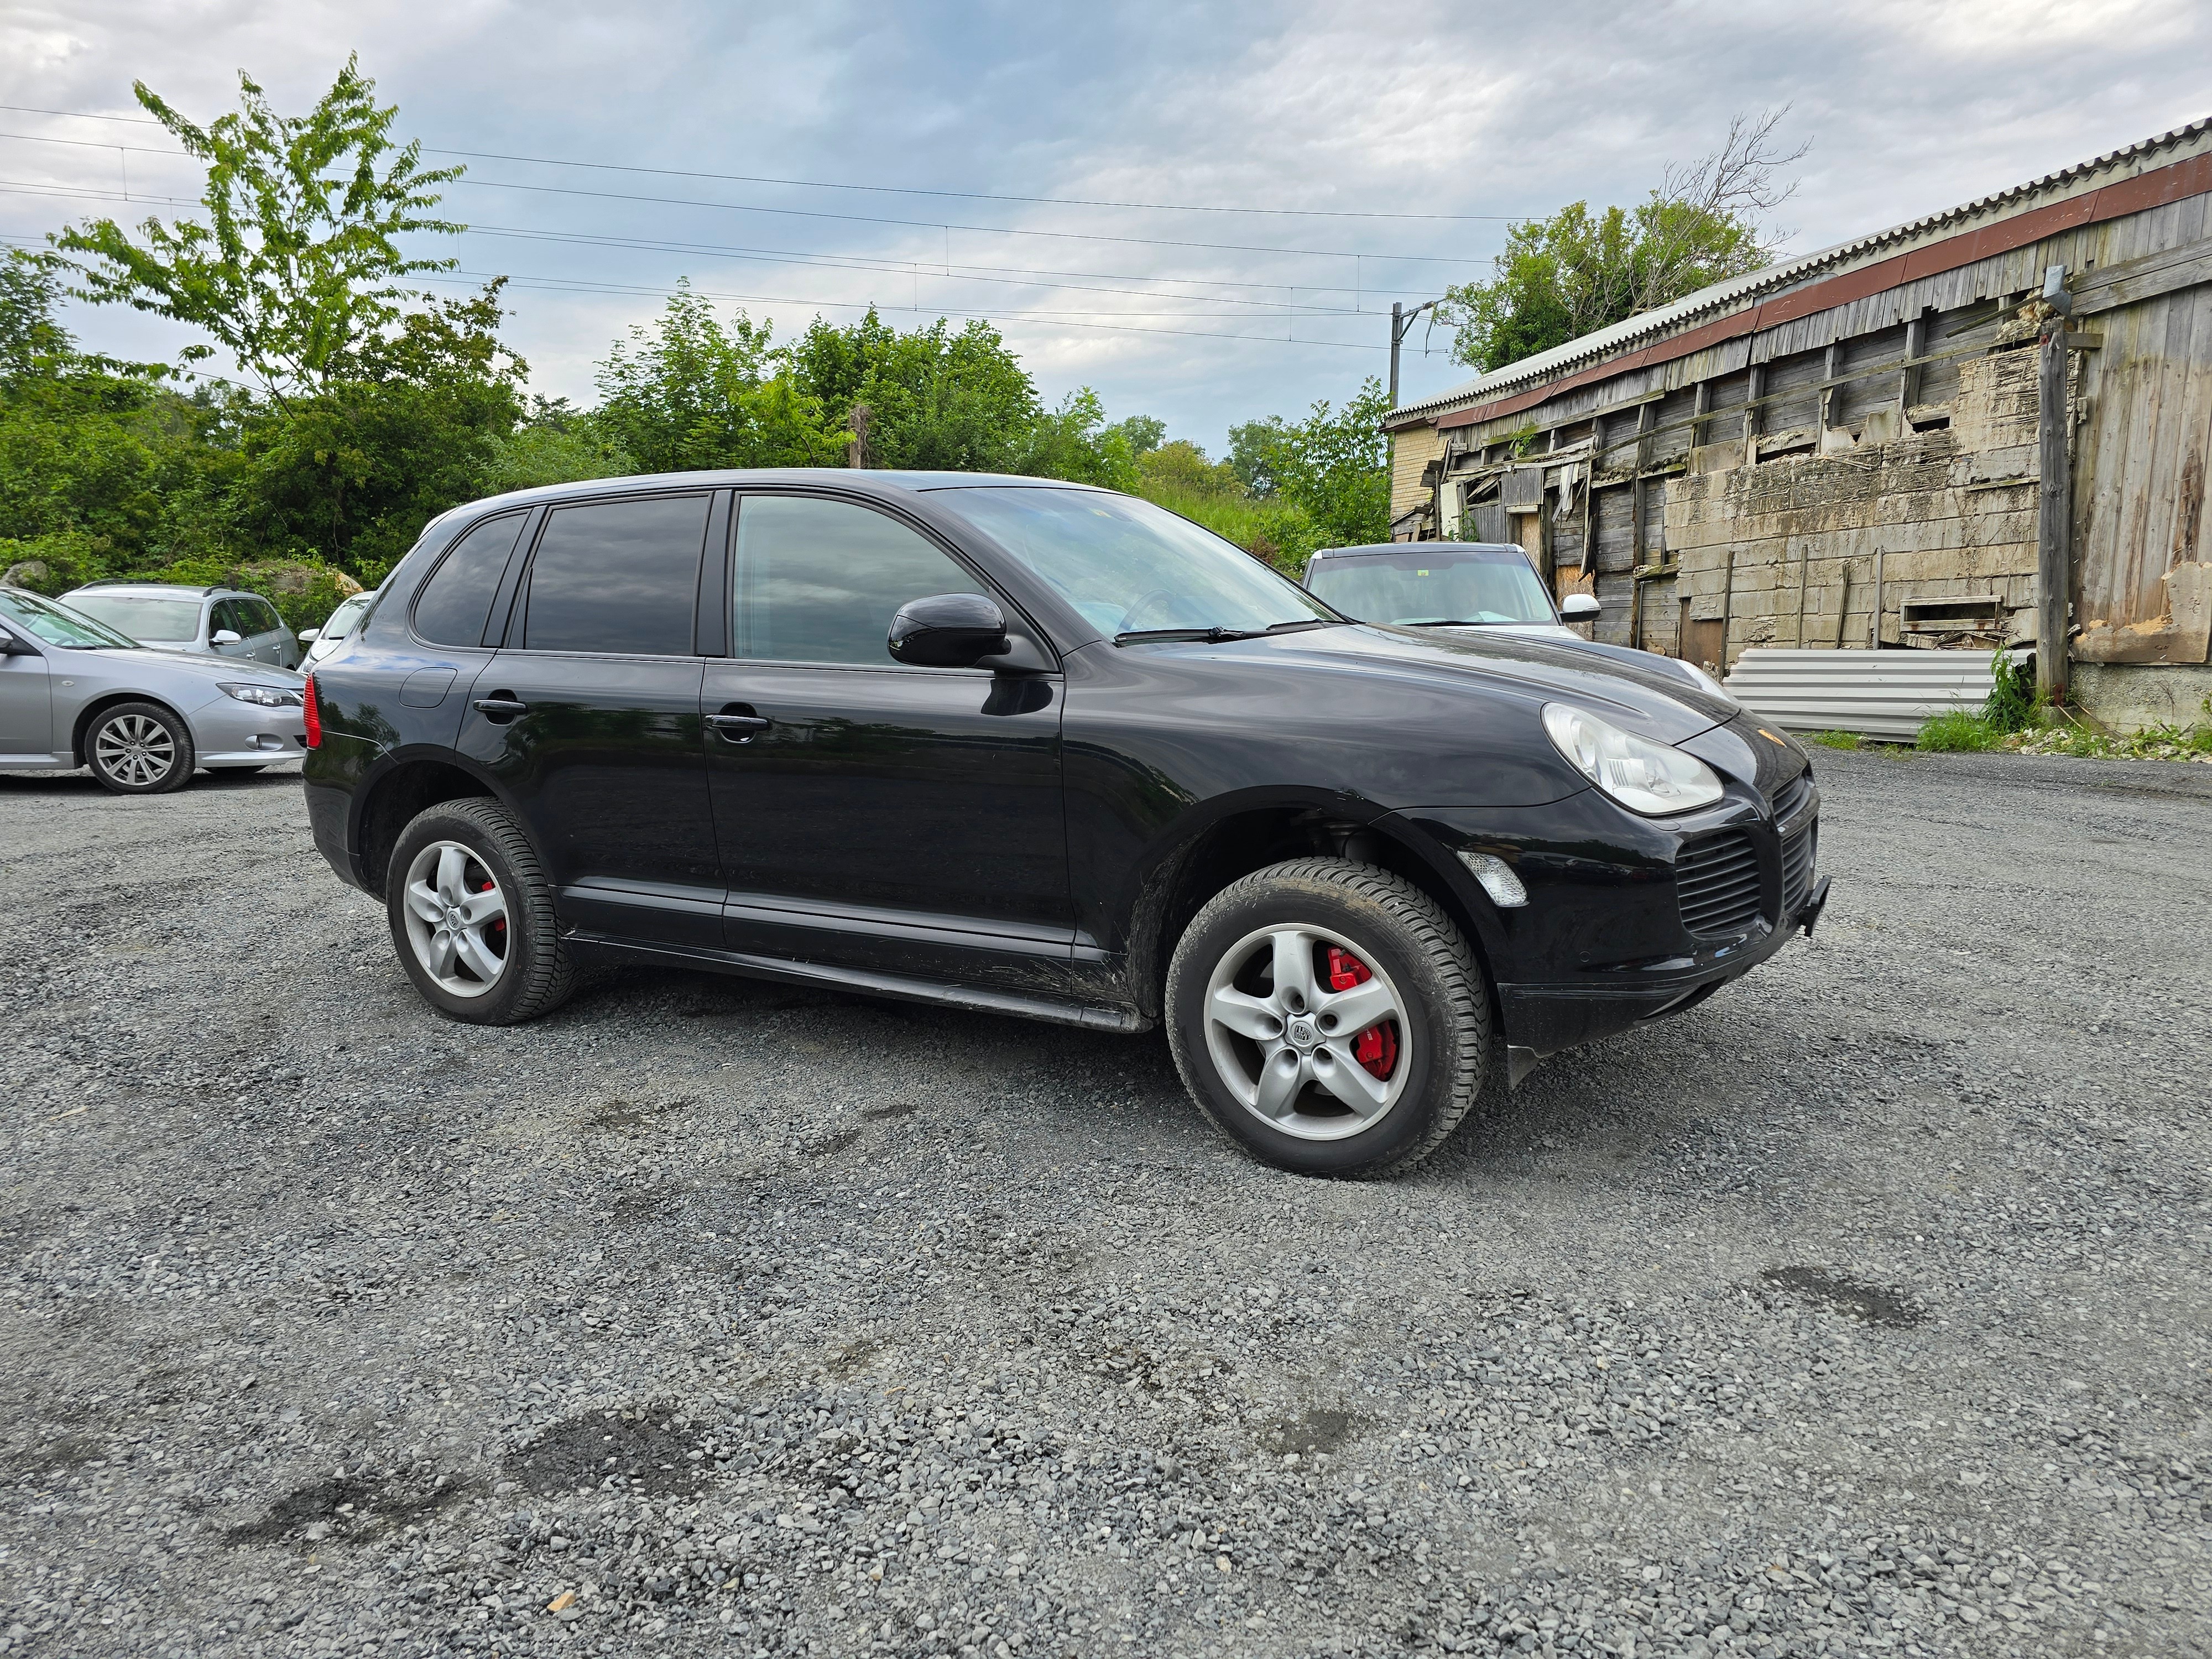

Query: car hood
[59,646,302,688]
[1234,622,1734,744]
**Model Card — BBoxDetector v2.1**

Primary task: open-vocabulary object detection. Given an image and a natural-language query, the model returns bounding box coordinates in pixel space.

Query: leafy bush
[1983,648,2039,732]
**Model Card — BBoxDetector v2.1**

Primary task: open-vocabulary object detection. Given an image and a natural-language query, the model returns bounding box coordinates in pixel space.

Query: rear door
[457,491,722,948]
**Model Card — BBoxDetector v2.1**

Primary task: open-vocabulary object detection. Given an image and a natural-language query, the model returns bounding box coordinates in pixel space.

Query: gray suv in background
[60,582,301,670]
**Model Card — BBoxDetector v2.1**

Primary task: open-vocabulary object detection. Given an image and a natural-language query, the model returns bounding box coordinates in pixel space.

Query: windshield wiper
[1113,618,1336,646]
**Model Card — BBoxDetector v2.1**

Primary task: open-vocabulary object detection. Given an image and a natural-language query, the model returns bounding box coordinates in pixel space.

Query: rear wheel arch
[1128,801,1505,1024]
[356,756,504,893]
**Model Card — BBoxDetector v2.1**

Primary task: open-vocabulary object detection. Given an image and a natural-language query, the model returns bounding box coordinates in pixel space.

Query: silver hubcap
[94,714,176,786]
[401,842,510,998]
[1202,924,1411,1141]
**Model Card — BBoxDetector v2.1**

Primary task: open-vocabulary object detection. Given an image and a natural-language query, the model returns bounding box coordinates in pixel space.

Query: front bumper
[188,692,310,768]
[1398,742,1828,1079]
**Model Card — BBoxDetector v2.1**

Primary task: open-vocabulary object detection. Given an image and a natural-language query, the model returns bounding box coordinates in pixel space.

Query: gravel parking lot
[3,750,2208,1659]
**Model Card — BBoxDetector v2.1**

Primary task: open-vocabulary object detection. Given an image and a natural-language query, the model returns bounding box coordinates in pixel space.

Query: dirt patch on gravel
[1761,1266,1926,1327]
[508,1407,709,1496]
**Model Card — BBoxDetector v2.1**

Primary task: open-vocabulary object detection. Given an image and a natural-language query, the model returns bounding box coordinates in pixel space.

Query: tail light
[302,672,323,748]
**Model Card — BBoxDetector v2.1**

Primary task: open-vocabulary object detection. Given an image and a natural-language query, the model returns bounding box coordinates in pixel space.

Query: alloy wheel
[400,841,510,998]
[93,713,178,787]
[1201,924,1411,1141]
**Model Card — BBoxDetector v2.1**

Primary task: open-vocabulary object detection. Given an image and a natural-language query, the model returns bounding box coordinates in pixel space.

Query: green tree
[1102,414,1166,457]
[1138,439,1240,500]
[594,282,843,473]
[1272,379,1393,547]
[225,284,528,574]
[0,251,74,380]
[1443,111,1802,373]
[1226,416,1293,499]
[54,56,462,402]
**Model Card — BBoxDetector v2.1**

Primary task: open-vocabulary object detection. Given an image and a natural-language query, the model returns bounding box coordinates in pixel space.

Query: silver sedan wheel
[1201,923,1412,1142]
[93,713,178,787]
[400,841,510,998]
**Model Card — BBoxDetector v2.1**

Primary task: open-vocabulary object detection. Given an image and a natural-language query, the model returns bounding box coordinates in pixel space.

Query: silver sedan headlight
[1542,703,1724,816]
[217,682,304,707]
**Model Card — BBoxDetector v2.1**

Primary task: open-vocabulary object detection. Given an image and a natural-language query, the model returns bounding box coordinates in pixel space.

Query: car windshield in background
[1305,549,1556,627]
[65,593,202,641]
[323,593,373,637]
[946,487,1337,639]
[0,589,139,649]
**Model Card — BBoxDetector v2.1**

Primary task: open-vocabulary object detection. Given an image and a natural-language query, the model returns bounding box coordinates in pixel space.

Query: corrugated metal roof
[1389,115,2212,426]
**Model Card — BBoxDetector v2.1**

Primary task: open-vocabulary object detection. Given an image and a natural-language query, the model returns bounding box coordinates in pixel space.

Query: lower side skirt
[564,930,1152,1034]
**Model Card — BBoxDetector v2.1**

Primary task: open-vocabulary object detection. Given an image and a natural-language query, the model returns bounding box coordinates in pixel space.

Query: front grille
[1781,822,1817,915]
[1770,769,1812,820]
[1677,830,1762,937]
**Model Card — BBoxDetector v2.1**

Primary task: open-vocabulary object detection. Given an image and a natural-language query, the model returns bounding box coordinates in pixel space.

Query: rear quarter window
[413,512,530,647]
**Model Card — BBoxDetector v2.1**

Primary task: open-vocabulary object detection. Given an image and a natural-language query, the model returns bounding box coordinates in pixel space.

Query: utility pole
[1389,299,1444,409]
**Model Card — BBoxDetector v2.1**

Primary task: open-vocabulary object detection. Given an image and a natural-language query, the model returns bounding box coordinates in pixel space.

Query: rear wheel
[387,797,574,1025]
[1165,858,1490,1176]
[85,702,195,794]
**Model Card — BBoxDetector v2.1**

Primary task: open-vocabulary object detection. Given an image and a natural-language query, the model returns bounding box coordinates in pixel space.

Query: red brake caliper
[1325,947,1398,1080]
[472,875,505,952]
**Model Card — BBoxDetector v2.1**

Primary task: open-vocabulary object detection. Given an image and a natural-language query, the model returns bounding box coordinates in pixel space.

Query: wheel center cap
[1286,1018,1318,1049]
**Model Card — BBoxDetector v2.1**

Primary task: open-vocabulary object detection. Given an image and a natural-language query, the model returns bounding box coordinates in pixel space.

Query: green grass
[1803,730,1863,752]
[1914,711,2003,752]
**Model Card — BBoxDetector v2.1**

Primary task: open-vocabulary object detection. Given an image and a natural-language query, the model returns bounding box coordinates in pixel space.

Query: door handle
[709,708,770,742]
[473,694,528,723]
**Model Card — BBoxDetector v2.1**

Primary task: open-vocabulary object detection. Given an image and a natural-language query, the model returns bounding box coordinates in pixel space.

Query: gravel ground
[2,750,2208,1659]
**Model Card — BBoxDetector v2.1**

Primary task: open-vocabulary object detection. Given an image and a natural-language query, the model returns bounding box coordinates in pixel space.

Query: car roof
[1310,542,1526,559]
[67,582,229,598]
[433,468,1112,522]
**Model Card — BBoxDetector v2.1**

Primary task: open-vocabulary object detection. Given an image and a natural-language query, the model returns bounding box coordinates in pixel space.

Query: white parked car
[299,588,379,667]
[59,581,301,670]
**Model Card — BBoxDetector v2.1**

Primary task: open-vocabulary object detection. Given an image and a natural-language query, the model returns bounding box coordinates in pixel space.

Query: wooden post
[1819,342,1840,438]
[1689,380,1709,450]
[1901,313,1927,410]
[1870,549,1884,649]
[1796,543,1810,646]
[2036,323,2072,699]
[846,403,873,468]
[1743,364,1765,466]
[1630,402,1653,568]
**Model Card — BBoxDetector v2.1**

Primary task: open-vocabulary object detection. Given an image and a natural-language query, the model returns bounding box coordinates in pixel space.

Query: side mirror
[1559,593,1601,621]
[297,627,321,643]
[211,628,243,646]
[888,593,1009,669]
[0,628,34,656]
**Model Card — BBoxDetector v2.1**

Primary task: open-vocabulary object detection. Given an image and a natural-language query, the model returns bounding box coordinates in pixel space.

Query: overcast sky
[4,0,2205,450]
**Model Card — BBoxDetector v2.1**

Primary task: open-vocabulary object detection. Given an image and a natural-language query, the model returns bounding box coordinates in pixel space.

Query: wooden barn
[1383,118,2212,732]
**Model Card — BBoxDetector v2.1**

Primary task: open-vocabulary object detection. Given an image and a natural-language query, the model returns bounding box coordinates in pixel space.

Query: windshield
[1304,548,1557,627]
[944,487,1335,638]
[322,592,373,638]
[0,588,140,649]
[65,592,204,641]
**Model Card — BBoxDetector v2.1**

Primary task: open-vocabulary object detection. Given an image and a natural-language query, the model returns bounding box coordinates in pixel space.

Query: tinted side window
[211,599,248,638]
[413,512,528,647]
[733,496,979,665]
[523,495,709,656]
[246,598,283,634]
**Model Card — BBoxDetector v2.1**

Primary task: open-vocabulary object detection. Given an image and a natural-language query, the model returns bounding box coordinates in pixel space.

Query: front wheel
[387,797,575,1025]
[86,701,195,794]
[1165,858,1491,1176]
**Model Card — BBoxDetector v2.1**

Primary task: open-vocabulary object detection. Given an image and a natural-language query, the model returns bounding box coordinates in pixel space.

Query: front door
[456,491,721,948]
[703,492,1070,981]
[0,637,51,759]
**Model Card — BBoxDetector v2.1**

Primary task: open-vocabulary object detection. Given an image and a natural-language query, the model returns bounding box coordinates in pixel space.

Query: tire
[85,701,195,795]
[1165,858,1490,1177]
[386,797,575,1025]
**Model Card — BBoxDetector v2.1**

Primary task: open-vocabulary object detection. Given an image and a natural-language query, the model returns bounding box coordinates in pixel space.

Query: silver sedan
[0,587,310,794]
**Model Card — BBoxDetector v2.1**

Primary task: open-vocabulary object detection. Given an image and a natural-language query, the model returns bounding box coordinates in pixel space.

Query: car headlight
[1542,702,1724,816]
[218,682,304,707]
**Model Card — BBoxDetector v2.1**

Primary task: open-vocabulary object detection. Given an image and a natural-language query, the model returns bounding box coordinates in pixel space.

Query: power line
[426,270,1388,351]
[0,102,1515,224]
[0,123,1485,264]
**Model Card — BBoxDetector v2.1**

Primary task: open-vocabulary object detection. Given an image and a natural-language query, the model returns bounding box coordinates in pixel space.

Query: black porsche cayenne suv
[303,470,1827,1176]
